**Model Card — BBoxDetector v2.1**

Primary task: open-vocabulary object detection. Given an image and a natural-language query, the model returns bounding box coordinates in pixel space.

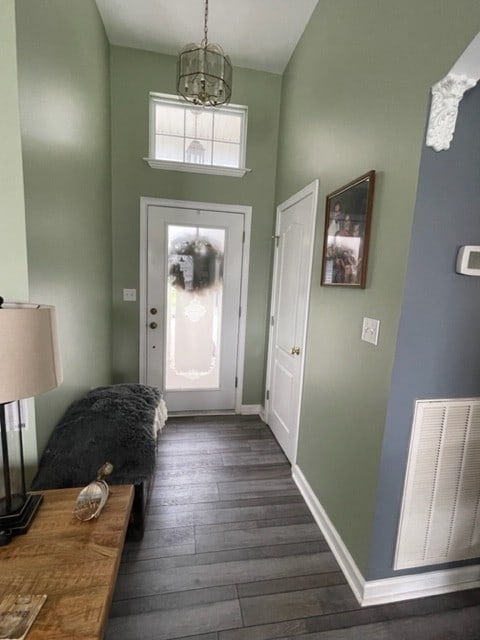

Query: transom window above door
[145,93,249,177]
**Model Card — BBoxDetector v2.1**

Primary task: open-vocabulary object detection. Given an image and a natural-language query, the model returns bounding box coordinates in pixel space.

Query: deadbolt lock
[150,307,158,315]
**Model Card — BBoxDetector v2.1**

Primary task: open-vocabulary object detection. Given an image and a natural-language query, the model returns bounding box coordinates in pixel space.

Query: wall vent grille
[395,398,480,570]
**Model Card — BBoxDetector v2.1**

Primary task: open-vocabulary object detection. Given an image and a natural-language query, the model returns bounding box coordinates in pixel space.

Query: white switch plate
[362,317,380,345]
[123,288,136,302]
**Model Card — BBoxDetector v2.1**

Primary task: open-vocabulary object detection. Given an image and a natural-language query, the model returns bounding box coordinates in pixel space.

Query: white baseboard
[239,404,263,416]
[292,464,365,603]
[362,564,480,606]
[292,464,480,607]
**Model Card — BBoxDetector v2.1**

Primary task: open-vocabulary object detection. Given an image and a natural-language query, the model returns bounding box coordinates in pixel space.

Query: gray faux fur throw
[31,384,160,490]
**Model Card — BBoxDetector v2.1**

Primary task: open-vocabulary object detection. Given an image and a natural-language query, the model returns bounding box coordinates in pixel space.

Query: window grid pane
[155,103,186,136]
[212,141,240,168]
[213,112,242,143]
[155,134,184,162]
[186,109,214,139]
[185,138,213,165]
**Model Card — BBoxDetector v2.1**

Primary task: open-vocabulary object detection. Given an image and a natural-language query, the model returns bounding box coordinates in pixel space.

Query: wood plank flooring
[106,415,480,640]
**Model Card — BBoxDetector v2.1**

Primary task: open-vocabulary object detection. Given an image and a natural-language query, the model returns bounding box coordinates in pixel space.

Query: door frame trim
[139,196,252,413]
[264,179,319,463]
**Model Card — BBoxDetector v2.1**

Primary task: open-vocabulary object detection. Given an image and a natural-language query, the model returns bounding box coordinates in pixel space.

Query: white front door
[265,181,318,463]
[140,199,249,413]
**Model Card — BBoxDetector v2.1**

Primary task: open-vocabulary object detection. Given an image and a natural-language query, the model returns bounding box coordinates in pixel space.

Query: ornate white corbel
[426,73,477,152]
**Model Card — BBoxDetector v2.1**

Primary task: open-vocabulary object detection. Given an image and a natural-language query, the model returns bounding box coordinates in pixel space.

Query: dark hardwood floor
[106,415,480,640]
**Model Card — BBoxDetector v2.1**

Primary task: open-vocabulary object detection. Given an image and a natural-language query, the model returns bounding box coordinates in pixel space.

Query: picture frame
[320,170,376,289]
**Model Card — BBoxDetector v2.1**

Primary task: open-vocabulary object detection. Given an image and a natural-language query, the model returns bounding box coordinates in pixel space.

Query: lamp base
[0,493,43,536]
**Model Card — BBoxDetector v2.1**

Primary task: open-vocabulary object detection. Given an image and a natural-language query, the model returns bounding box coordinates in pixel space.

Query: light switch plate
[362,317,380,345]
[123,288,136,302]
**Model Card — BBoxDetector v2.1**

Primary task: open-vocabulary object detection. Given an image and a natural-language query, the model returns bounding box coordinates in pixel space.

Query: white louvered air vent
[395,398,480,570]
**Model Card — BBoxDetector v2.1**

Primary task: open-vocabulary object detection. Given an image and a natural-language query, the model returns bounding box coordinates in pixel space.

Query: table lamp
[0,298,62,540]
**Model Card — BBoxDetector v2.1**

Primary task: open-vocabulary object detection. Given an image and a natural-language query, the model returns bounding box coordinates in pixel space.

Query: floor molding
[168,410,235,417]
[292,464,480,607]
[239,404,263,416]
[362,564,480,606]
[292,464,365,604]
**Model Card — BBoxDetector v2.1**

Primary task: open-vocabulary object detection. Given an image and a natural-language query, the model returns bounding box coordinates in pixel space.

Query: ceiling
[94,0,319,74]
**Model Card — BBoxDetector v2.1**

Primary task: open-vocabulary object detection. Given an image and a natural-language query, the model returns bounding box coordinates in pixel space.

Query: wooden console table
[0,485,133,639]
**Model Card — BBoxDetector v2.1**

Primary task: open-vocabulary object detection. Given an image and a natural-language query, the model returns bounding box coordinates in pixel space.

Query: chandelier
[176,0,232,107]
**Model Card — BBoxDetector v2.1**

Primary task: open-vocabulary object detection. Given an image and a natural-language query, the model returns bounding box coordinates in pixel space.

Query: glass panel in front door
[166,225,225,391]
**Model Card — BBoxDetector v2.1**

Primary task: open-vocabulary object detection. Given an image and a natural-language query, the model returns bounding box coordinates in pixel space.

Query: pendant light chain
[204,0,209,46]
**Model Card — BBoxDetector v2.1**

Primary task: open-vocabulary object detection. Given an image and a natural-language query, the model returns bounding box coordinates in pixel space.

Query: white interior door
[265,181,318,463]
[142,201,246,413]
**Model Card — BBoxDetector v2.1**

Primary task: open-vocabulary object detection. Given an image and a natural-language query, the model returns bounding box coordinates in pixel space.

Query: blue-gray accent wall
[368,84,480,579]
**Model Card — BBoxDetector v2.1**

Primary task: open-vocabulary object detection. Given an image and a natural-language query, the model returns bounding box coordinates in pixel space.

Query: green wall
[0,0,28,307]
[110,46,281,403]
[0,0,37,475]
[276,0,480,573]
[15,0,113,457]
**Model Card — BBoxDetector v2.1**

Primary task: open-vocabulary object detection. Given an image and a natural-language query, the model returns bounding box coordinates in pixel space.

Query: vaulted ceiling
[95,0,319,74]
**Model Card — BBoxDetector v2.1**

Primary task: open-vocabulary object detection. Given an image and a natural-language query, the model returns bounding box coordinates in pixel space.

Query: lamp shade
[0,305,63,404]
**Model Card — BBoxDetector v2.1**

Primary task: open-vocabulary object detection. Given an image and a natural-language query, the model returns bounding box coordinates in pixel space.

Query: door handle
[290,346,301,355]
[149,322,158,329]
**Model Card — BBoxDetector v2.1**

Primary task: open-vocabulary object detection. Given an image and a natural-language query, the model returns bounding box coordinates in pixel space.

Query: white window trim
[144,158,249,177]
[145,92,250,177]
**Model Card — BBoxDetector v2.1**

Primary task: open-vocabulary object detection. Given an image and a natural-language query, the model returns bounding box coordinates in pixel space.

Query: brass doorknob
[149,322,158,329]
[290,346,301,355]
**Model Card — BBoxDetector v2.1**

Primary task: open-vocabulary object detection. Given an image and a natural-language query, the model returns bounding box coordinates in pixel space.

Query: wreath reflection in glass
[168,237,224,292]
